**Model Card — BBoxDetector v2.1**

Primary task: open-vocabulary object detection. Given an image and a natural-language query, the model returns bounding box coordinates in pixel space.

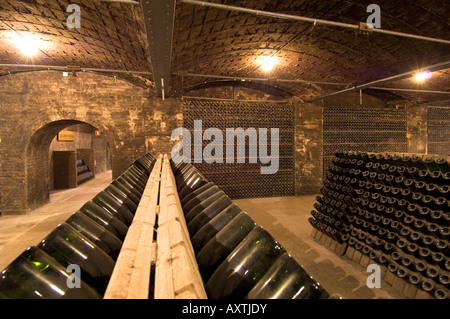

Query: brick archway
[25,119,115,212]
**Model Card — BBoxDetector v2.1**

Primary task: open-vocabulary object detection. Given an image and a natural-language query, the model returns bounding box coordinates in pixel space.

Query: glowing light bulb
[13,35,40,57]
[414,70,432,82]
[259,56,277,72]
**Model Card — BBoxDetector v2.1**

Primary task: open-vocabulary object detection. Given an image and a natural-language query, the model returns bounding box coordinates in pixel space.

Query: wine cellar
[309,152,449,299]
[0,0,449,304]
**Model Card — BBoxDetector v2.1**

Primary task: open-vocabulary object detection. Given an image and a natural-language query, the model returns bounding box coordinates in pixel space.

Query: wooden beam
[154,154,207,299]
[104,155,162,299]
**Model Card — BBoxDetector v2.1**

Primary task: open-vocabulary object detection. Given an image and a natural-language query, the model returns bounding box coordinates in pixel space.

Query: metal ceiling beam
[306,60,450,102]
[97,0,140,4]
[368,87,450,95]
[0,63,153,76]
[140,0,176,99]
[174,72,352,86]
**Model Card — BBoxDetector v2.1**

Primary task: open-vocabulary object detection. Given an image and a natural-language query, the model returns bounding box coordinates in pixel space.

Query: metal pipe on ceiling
[97,0,140,4]
[175,72,352,86]
[369,87,450,95]
[179,0,450,45]
[414,100,450,107]
[182,95,289,103]
[0,64,153,77]
[306,60,450,102]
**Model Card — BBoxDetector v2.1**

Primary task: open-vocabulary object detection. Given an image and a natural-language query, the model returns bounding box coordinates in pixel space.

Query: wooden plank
[154,222,175,299]
[104,154,162,299]
[127,222,155,299]
[106,153,207,299]
[171,243,206,298]
[154,154,207,299]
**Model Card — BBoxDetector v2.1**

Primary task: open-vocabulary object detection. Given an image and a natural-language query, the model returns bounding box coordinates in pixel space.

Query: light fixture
[259,55,277,72]
[414,70,432,82]
[13,35,41,57]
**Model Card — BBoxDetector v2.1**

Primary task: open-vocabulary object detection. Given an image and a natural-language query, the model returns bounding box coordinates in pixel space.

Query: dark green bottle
[424,157,440,172]
[182,186,221,216]
[92,191,134,226]
[123,165,149,187]
[111,179,142,204]
[187,195,233,236]
[117,174,144,195]
[175,163,196,178]
[0,246,101,299]
[185,190,228,224]
[435,158,449,173]
[196,212,257,282]
[79,201,128,240]
[245,253,329,299]
[177,173,208,199]
[191,203,243,253]
[133,158,152,174]
[180,182,216,207]
[205,226,286,299]
[175,165,198,184]
[65,211,123,260]
[37,223,115,295]
[128,164,149,180]
[171,160,188,173]
[104,184,138,213]
[122,170,146,191]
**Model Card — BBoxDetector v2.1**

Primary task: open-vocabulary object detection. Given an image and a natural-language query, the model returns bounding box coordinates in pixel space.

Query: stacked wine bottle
[0,153,156,299]
[309,151,449,299]
[171,159,333,299]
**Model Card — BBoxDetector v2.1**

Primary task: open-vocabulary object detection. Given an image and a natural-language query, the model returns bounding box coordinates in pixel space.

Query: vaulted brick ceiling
[0,0,449,104]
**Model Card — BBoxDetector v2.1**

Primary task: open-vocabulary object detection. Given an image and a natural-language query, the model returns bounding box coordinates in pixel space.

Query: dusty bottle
[65,211,123,260]
[37,223,116,295]
[424,157,440,172]
[111,179,142,204]
[116,174,144,195]
[0,247,101,299]
[205,226,286,299]
[104,184,138,213]
[245,253,329,299]
[196,212,257,282]
[187,194,233,236]
[92,191,134,226]
[182,184,221,214]
[78,201,129,240]
[191,204,242,253]
[435,157,450,173]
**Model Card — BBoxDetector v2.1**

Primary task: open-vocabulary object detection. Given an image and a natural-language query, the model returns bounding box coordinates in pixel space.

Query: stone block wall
[0,70,181,214]
[0,70,435,214]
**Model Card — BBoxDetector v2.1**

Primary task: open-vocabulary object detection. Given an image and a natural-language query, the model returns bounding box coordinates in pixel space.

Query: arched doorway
[25,120,113,211]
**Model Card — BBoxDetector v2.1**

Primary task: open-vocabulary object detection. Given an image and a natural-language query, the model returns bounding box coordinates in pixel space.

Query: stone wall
[0,70,181,214]
[292,99,323,195]
[0,70,433,214]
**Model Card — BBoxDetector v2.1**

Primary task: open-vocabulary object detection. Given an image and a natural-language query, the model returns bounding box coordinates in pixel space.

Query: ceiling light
[414,70,432,82]
[259,56,277,72]
[13,35,41,57]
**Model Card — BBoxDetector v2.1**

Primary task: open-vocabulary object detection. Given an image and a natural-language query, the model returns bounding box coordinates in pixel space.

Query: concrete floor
[0,173,404,299]
[234,196,404,299]
[0,170,113,271]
